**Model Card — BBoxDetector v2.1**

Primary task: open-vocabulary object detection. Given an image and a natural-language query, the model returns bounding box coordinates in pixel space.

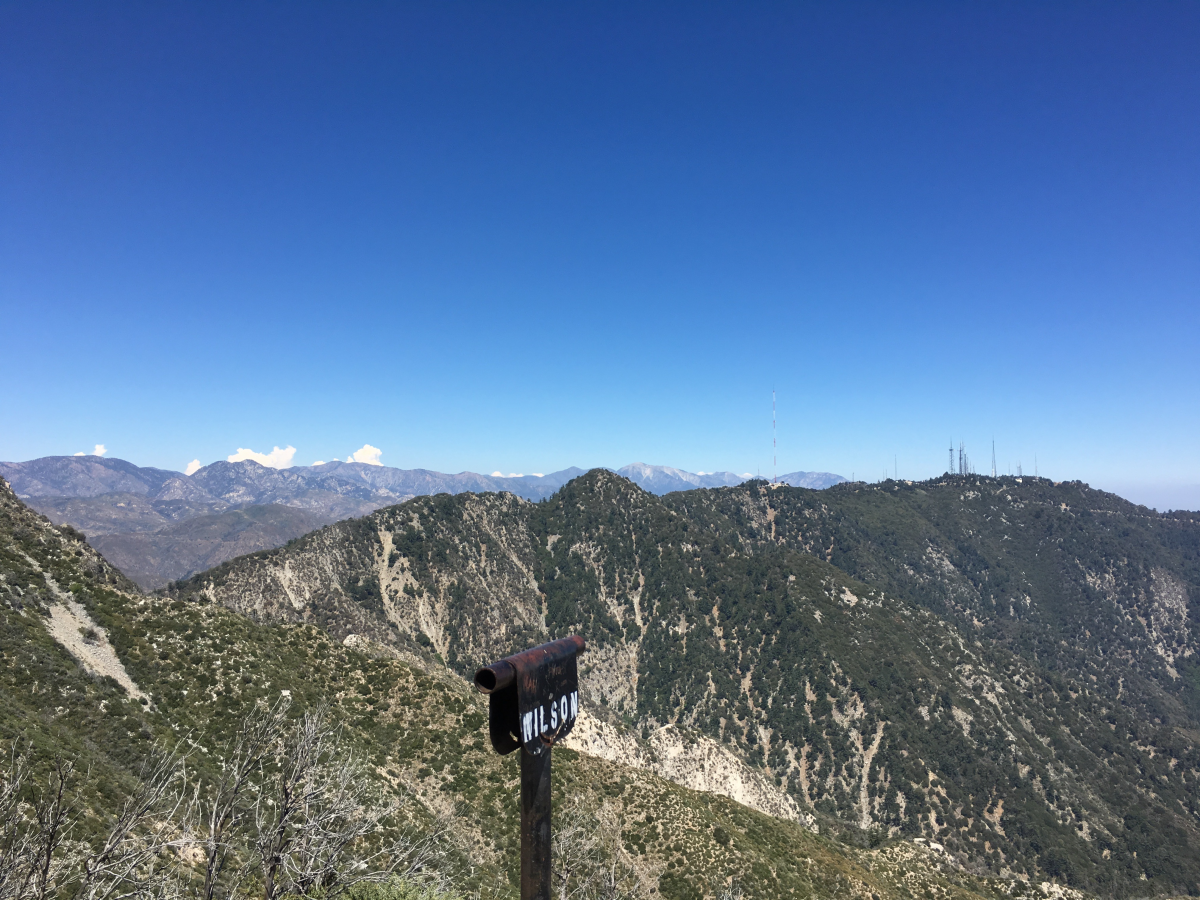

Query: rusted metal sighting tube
[474,634,585,694]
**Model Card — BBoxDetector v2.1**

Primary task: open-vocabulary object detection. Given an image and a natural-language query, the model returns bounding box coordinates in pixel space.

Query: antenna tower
[991,440,997,478]
[772,388,777,484]
[948,440,954,475]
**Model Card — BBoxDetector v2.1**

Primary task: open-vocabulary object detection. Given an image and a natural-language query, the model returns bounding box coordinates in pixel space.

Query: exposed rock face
[46,596,147,701]
[563,714,812,828]
[1145,568,1191,676]
[167,470,1200,889]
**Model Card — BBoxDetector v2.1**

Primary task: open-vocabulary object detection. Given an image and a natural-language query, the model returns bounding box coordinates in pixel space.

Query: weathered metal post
[520,742,552,899]
[475,635,586,900]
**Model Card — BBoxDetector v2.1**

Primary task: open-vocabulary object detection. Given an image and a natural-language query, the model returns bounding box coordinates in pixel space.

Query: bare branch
[197,698,290,900]
[0,746,39,900]
[75,746,189,900]
[246,703,445,900]
[549,799,644,900]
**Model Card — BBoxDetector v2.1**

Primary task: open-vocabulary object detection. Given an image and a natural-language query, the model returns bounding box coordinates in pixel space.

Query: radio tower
[772,388,777,484]
[991,440,997,478]
[948,440,954,475]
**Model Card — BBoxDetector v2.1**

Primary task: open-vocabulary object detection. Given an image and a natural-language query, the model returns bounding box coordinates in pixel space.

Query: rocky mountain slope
[0,474,1068,900]
[167,471,1200,897]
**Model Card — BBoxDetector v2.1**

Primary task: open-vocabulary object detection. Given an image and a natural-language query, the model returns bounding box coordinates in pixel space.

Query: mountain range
[154,470,1200,894]
[0,456,844,588]
[2,471,1101,900]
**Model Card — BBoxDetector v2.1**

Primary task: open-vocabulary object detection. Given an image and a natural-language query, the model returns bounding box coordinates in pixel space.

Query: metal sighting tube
[520,746,552,900]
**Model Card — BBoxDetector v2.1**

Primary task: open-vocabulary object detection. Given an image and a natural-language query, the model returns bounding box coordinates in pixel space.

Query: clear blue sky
[2,2,1198,508]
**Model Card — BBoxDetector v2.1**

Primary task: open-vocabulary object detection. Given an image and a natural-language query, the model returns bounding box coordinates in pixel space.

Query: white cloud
[741,472,753,477]
[73,452,84,457]
[491,471,503,476]
[532,473,544,477]
[312,460,325,466]
[185,459,202,476]
[227,445,297,469]
[490,471,523,477]
[73,444,107,457]
[347,444,383,466]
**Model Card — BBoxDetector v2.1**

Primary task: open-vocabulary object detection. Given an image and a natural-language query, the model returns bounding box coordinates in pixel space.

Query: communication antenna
[1035,454,1038,478]
[772,388,777,484]
[948,440,954,475]
[991,440,997,479]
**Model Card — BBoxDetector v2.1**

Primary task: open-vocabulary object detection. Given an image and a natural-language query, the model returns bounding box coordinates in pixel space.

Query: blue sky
[2,2,1197,508]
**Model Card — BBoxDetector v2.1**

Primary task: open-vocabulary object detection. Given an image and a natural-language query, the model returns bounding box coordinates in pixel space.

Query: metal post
[520,745,552,900]
[477,637,584,900]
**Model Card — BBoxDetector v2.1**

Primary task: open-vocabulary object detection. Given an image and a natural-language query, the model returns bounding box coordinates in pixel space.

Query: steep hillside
[168,471,1200,897]
[0,474,1066,900]
[672,477,1200,724]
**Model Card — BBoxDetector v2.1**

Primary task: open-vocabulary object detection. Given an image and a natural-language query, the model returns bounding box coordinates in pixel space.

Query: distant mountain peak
[614,463,846,495]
